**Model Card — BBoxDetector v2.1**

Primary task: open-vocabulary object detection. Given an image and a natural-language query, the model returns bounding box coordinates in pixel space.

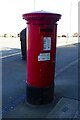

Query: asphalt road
[55,43,79,100]
[2,42,79,118]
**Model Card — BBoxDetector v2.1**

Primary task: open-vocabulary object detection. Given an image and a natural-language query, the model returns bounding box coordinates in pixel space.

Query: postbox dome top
[25,10,55,13]
[22,11,61,24]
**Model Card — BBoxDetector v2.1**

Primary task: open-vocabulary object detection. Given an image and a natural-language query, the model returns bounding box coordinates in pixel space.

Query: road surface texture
[1,37,79,119]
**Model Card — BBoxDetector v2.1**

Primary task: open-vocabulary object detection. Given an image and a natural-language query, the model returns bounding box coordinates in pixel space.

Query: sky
[0,0,79,35]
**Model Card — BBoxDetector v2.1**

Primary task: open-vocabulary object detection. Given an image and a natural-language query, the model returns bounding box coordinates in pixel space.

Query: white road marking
[0,52,21,59]
[55,58,79,77]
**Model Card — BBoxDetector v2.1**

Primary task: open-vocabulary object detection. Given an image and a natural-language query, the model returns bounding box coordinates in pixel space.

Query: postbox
[22,11,61,105]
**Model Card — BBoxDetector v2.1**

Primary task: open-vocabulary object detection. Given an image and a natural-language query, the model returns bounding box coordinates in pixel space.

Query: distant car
[72,33,78,37]
[62,35,66,37]
[57,35,61,37]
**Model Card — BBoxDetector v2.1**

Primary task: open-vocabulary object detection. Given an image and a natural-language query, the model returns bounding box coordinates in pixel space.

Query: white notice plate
[38,53,50,61]
[43,37,51,50]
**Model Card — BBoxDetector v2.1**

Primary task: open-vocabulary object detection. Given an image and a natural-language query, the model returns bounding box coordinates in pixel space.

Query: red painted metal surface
[23,11,61,87]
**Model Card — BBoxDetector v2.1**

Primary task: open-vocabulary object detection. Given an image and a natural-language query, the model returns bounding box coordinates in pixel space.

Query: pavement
[1,37,80,119]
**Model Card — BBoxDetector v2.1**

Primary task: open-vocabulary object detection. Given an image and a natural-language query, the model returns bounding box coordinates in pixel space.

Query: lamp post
[69,2,72,37]
[33,0,36,11]
[66,2,72,44]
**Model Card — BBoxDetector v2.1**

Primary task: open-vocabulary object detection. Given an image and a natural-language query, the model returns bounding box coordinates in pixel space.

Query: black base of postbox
[26,83,54,105]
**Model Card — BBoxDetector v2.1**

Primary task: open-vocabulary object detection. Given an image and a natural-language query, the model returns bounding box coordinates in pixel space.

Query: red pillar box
[22,11,61,105]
